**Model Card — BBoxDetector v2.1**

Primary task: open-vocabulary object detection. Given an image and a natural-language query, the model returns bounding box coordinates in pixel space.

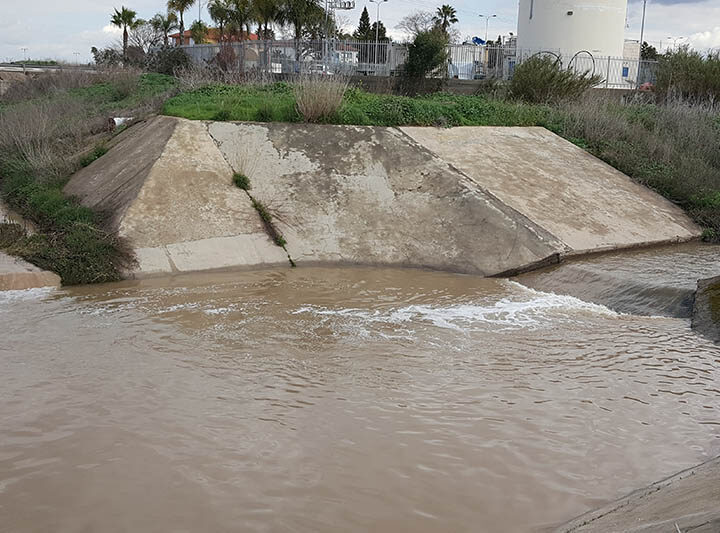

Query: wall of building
[517,0,628,58]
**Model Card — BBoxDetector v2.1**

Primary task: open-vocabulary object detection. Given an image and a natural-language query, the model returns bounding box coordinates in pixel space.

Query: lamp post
[20,47,28,62]
[479,14,496,43]
[369,0,388,68]
[73,52,80,64]
[636,0,646,90]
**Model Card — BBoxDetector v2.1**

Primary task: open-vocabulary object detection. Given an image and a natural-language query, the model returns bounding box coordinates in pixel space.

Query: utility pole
[21,47,28,62]
[369,0,388,69]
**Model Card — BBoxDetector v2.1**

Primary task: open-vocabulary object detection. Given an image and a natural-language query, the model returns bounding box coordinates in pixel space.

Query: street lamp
[667,36,685,50]
[479,14,497,43]
[369,0,388,68]
[73,52,80,64]
[20,47,28,62]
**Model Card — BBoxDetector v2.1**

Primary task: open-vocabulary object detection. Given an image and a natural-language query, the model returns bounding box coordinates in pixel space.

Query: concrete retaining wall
[692,275,720,343]
[63,116,701,279]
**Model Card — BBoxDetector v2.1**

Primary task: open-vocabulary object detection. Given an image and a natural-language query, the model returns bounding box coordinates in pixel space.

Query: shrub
[0,95,89,177]
[0,159,135,284]
[0,69,97,105]
[509,56,602,104]
[294,75,349,123]
[145,46,191,76]
[403,29,449,81]
[656,47,720,102]
[232,172,251,190]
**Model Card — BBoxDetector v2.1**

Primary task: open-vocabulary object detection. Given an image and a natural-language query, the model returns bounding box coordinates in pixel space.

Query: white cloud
[688,27,720,50]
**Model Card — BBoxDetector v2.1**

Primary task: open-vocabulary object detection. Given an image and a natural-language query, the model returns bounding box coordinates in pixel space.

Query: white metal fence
[178,40,658,89]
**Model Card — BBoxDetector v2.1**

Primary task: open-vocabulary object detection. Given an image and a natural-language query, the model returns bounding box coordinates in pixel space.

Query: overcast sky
[0,0,718,62]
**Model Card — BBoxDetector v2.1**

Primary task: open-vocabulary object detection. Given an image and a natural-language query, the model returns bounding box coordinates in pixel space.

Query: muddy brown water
[1,255,720,532]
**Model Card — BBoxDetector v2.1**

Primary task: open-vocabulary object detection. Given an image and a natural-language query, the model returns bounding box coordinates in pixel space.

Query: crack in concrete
[204,122,296,268]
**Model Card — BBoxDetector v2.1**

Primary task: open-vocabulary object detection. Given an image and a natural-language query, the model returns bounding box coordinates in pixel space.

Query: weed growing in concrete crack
[232,172,251,190]
[252,198,272,223]
[274,235,287,247]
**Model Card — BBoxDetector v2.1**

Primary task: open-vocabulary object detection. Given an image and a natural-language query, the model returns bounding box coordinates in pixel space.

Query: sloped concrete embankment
[556,456,720,532]
[63,116,701,278]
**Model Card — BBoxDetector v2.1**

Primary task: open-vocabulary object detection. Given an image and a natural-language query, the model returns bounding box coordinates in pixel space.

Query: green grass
[0,159,134,285]
[71,73,177,112]
[163,83,550,127]
[163,83,299,122]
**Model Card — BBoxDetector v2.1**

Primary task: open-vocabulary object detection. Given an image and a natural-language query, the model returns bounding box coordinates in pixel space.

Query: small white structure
[517,0,628,58]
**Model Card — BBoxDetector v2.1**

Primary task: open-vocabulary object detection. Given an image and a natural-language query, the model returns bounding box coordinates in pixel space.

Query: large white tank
[516,0,628,58]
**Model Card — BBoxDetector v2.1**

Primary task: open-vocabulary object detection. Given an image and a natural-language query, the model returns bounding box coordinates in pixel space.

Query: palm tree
[227,0,252,40]
[150,12,179,46]
[167,0,196,45]
[111,6,140,62]
[432,4,458,34]
[208,0,231,42]
[253,0,284,40]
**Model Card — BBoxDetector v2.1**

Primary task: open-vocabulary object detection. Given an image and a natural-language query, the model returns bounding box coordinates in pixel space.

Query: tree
[227,0,252,40]
[150,12,179,46]
[432,4,458,35]
[190,20,209,43]
[254,0,284,40]
[641,41,658,61]
[283,0,324,41]
[129,20,164,53]
[167,0,196,45]
[209,0,231,42]
[395,10,434,39]
[403,27,448,81]
[111,6,140,62]
[353,7,372,40]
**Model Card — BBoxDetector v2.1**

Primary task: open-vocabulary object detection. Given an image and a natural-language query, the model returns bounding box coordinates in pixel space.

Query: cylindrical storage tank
[517,0,627,58]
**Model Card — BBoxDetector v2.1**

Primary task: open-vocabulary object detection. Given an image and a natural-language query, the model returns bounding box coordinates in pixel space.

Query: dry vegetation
[0,69,177,284]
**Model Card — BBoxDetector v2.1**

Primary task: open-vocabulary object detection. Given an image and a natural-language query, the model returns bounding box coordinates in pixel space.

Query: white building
[516,0,628,59]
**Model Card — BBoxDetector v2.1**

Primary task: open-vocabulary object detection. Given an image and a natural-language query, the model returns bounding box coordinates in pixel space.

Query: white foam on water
[0,286,56,304]
[293,281,620,333]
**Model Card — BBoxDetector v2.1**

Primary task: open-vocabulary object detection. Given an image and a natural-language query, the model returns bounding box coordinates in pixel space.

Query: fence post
[605,56,611,88]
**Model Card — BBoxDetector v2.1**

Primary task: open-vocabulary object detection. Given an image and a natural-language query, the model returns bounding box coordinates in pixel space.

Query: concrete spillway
[64,116,700,278]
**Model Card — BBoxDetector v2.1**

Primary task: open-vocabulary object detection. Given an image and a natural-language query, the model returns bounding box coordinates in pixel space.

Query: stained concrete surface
[401,126,701,252]
[692,275,720,342]
[0,252,60,291]
[556,456,720,532]
[209,121,566,276]
[62,117,701,278]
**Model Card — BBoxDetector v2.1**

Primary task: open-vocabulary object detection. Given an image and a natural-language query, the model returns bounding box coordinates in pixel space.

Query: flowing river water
[1,244,719,532]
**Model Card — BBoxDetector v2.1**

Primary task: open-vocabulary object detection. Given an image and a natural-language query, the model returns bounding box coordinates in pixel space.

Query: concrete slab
[65,116,177,231]
[164,234,288,272]
[0,251,61,291]
[401,126,701,253]
[557,456,720,532]
[118,118,269,249]
[208,122,567,276]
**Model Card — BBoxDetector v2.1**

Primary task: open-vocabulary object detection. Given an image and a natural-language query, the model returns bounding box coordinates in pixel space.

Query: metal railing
[177,40,659,89]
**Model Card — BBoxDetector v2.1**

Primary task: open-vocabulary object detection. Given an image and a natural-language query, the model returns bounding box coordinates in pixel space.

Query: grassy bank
[0,71,177,284]
[163,82,550,127]
[163,83,720,240]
